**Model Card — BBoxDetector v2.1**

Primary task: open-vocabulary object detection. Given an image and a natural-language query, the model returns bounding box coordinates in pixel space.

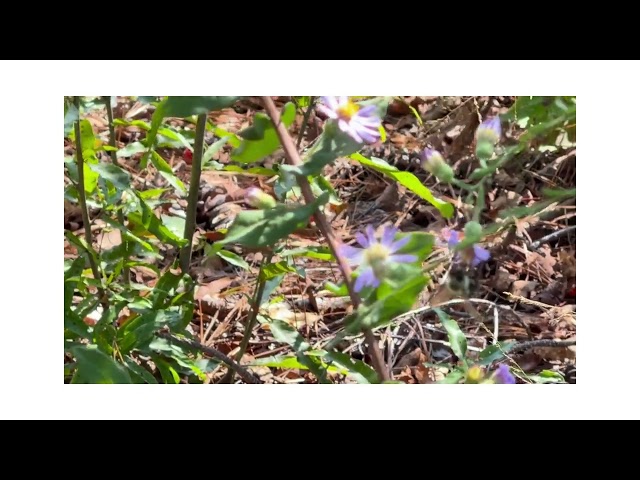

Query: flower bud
[244,187,276,209]
[475,117,501,161]
[421,148,453,183]
[466,365,485,383]
[492,364,516,384]
[463,221,483,243]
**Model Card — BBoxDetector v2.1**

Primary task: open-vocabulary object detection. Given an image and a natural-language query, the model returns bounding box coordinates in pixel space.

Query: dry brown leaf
[195,277,234,303]
[95,228,122,250]
[511,280,539,298]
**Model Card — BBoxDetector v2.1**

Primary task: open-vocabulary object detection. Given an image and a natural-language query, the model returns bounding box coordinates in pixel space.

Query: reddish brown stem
[260,96,390,382]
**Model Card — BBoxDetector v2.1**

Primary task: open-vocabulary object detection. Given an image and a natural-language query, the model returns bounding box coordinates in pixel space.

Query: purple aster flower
[492,364,516,384]
[318,96,382,144]
[476,117,502,145]
[339,225,418,292]
[444,229,491,267]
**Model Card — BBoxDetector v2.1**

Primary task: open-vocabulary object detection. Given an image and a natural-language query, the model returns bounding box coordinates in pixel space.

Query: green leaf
[78,119,99,152]
[117,142,147,158]
[82,162,100,194]
[350,153,454,218]
[322,350,379,384]
[527,370,565,384]
[231,102,296,163]
[270,319,311,351]
[150,151,186,194]
[160,214,186,239]
[216,249,250,270]
[279,246,334,261]
[220,191,329,248]
[258,274,286,306]
[128,194,187,247]
[203,136,232,164]
[70,345,132,384]
[151,355,180,384]
[101,216,155,253]
[260,261,298,280]
[117,311,172,354]
[437,368,466,384]
[434,309,467,360]
[478,341,517,365]
[157,127,191,150]
[149,270,184,309]
[88,162,131,190]
[124,357,158,384]
[64,257,85,313]
[268,320,330,383]
[162,96,240,117]
[349,267,427,333]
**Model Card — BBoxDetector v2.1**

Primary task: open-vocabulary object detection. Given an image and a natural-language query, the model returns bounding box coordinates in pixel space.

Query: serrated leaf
[350,153,453,218]
[220,192,329,248]
[88,162,131,190]
[70,345,132,384]
[216,249,250,270]
[434,309,467,360]
[231,102,296,163]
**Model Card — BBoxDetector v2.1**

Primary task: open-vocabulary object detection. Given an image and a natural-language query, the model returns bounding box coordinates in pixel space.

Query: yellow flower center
[337,101,360,120]
[365,243,390,277]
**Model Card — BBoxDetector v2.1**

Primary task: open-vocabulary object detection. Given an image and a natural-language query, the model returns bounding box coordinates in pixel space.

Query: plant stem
[103,96,130,286]
[179,113,207,274]
[219,254,273,384]
[472,180,486,223]
[260,96,390,382]
[73,97,102,285]
[296,96,316,150]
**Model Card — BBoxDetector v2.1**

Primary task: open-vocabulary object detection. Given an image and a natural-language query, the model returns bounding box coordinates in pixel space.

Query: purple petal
[337,96,349,106]
[390,235,411,253]
[317,105,338,119]
[339,120,363,143]
[389,254,418,264]
[357,104,376,116]
[493,364,515,384]
[355,267,379,292]
[355,231,370,248]
[471,245,491,266]
[365,225,377,246]
[357,127,381,144]
[381,225,398,248]
[322,96,339,111]
[339,245,364,264]
[447,230,461,248]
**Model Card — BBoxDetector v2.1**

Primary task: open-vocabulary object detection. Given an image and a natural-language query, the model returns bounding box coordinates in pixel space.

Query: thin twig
[156,331,261,384]
[510,338,576,353]
[530,225,576,249]
[261,96,390,382]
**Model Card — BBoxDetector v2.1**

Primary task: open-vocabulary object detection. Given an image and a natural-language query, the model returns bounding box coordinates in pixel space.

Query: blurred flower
[318,96,382,144]
[339,225,417,292]
[421,148,453,182]
[476,117,502,145]
[466,365,485,383]
[443,229,491,267]
[492,364,516,384]
[244,187,276,209]
[475,117,502,161]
